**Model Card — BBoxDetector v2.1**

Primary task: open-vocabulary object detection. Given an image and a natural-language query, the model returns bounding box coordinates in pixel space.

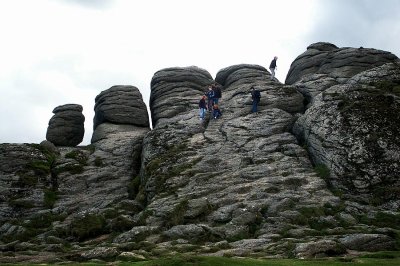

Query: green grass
[119,255,400,266]
[5,254,400,265]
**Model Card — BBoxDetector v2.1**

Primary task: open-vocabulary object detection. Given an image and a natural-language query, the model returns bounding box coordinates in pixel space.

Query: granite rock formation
[1,43,400,263]
[150,66,214,126]
[92,85,149,140]
[46,104,85,146]
[286,42,398,105]
[291,43,400,206]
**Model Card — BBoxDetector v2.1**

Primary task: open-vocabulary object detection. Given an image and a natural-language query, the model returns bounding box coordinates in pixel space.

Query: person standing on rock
[206,86,215,111]
[269,56,278,80]
[250,86,261,113]
[212,83,222,105]
[199,95,207,120]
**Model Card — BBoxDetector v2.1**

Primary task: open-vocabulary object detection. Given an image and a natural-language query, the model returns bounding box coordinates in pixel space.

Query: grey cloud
[307,0,400,56]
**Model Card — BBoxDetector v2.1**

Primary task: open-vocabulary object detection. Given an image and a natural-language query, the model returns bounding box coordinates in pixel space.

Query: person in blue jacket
[206,86,215,111]
[250,86,261,113]
[199,95,207,120]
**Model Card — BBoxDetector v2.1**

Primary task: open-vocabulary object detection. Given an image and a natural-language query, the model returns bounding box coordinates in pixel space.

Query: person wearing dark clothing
[250,86,261,113]
[212,84,222,104]
[212,104,222,119]
[206,86,215,111]
[199,95,207,120]
[269,56,278,80]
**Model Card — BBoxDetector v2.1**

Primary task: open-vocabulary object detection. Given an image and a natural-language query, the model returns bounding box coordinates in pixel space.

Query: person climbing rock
[250,86,261,113]
[212,104,222,119]
[269,56,278,80]
[212,83,222,105]
[199,95,207,120]
[206,86,215,111]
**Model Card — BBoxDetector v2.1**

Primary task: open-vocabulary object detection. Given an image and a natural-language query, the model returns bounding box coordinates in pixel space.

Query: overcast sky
[1,0,399,145]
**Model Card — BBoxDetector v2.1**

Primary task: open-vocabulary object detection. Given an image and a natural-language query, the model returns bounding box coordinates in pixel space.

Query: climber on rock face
[250,86,261,113]
[199,95,207,120]
[269,56,278,80]
[206,86,215,111]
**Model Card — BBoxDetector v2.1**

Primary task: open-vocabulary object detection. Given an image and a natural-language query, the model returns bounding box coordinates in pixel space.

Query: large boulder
[93,85,149,130]
[293,60,400,205]
[92,85,149,143]
[286,42,398,85]
[46,104,85,146]
[150,66,214,126]
[286,43,399,107]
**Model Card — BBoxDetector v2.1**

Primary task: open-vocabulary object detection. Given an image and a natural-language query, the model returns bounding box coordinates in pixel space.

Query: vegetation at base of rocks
[82,144,96,154]
[27,144,58,176]
[69,213,106,240]
[314,164,330,180]
[128,176,141,200]
[1,212,67,242]
[109,215,136,232]
[164,199,189,228]
[143,141,203,198]
[372,80,400,95]
[43,188,58,209]
[282,203,346,232]
[370,185,400,206]
[357,211,400,230]
[53,163,85,175]
[65,150,89,165]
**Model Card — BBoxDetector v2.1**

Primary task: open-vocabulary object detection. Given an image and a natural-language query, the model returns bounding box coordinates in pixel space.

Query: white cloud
[0,0,398,145]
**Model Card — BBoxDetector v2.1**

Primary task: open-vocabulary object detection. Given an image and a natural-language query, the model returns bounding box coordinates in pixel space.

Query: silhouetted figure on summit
[269,56,278,80]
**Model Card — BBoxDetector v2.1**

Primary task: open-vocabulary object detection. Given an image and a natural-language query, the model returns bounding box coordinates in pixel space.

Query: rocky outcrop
[0,86,150,262]
[135,64,382,258]
[291,47,400,205]
[1,43,400,263]
[286,42,398,105]
[46,104,85,146]
[150,66,214,126]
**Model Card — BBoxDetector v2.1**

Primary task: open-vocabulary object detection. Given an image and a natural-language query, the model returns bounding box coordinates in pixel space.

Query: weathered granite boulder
[339,234,396,252]
[215,64,304,115]
[295,240,345,258]
[93,85,149,131]
[150,66,214,126]
[286,42,398,85]
[92,85,150,143]
[293,62,400,205]
[46,104,85,146]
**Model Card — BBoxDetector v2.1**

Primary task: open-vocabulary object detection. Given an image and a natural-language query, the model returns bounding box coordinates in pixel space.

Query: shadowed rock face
[150,66,214,126]
[46,104,85,146]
